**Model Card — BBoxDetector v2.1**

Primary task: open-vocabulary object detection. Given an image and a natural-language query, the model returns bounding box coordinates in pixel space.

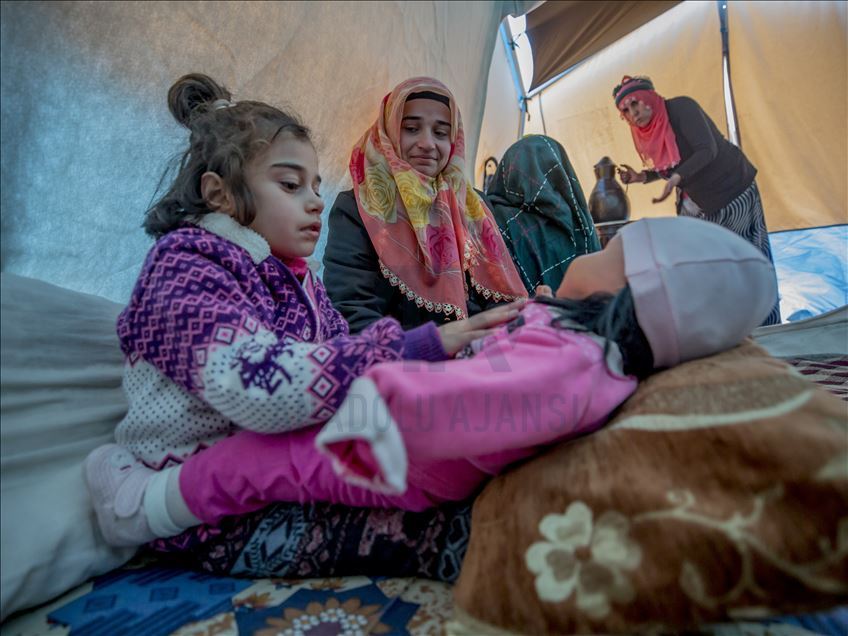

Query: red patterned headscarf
[349,77,527,320]
[613,76,681,172]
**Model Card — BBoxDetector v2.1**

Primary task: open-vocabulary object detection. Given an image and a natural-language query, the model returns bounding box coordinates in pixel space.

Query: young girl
[84,73,523,547]
[89,186,777,547]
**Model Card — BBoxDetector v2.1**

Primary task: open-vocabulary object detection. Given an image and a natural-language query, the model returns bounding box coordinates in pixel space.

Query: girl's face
[620,99,653,128]
[399,99,452,178]
[245,134,324,260]
[556,235,627,300]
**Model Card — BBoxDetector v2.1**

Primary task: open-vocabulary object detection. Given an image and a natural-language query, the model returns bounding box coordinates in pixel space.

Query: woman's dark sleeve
[322,190,394,333]
[669,97,719,184]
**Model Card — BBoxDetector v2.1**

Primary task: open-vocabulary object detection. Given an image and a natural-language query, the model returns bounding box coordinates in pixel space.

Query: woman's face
[620,99,653,128]
[399,99,452,178]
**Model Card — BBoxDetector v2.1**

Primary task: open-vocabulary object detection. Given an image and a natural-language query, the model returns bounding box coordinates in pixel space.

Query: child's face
[399,99,452,178]
[246,134,324,260]
[556,235,627,299]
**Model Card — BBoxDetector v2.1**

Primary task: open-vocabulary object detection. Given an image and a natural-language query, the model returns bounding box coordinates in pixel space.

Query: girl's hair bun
[167,73,232,128]
[146,72,311,238]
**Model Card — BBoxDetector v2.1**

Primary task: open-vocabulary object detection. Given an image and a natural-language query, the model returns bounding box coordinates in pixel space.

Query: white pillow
[1,274,136,621]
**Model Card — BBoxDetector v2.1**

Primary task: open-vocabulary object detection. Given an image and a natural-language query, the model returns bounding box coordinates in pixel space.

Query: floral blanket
[452,344,848,633]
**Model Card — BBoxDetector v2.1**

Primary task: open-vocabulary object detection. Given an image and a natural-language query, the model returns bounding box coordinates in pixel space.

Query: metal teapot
[588,156,630,224]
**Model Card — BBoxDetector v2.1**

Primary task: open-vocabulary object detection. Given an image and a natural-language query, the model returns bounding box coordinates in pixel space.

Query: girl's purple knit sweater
[115,213,446,468]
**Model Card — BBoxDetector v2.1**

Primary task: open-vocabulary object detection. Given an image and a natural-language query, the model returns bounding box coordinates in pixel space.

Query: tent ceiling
[525,0,682,91]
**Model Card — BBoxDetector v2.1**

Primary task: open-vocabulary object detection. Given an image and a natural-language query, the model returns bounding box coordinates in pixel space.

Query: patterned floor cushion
[452,342,847,634]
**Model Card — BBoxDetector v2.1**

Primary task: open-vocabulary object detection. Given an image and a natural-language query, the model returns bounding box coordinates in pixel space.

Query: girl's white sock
[143,467,187,538]
[164,465,202,529]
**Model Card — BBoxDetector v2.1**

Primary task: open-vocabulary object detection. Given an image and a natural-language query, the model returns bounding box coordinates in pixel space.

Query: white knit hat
[619,217,778,368]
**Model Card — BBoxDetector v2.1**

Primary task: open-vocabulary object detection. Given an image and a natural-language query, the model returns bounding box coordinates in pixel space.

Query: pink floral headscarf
[349,77,527,320]
[614,76,681,172]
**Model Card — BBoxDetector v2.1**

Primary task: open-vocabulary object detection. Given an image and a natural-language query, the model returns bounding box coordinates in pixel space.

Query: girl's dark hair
[535,286,654,379]
[144,73,311,237]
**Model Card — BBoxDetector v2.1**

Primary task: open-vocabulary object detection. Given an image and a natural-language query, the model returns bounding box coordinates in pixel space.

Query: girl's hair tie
[212,98,236,110]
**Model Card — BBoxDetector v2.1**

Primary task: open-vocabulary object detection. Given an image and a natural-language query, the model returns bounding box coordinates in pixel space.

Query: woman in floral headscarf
[612,75,780,325]
[323,77,528,332]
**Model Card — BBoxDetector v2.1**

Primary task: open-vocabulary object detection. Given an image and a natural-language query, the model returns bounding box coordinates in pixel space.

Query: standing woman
[323,77,527,333]
[613,75,780,325]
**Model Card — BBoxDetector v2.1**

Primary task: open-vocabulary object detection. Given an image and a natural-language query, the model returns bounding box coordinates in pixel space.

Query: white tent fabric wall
[474,29,522,190]
[727,0,847,232]
[0,0,531,303]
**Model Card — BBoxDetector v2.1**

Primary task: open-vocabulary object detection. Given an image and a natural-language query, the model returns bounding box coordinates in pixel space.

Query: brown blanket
[452,341,848,634]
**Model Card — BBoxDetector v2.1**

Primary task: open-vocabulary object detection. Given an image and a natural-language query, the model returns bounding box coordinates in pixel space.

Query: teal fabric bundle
[486,135,600,292]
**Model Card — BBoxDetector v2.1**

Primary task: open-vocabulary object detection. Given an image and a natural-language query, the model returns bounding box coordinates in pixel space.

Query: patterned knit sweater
[116,213,446,468]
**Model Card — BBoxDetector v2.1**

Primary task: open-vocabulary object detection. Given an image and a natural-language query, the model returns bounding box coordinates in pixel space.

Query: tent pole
[718,0,743,148]
[500,21,527,140]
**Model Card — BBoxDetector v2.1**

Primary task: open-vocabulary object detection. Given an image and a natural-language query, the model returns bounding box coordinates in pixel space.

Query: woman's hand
[617,164,645,185]
[652,172,682,203]
[437,299,527,356]
[534,285,553,298]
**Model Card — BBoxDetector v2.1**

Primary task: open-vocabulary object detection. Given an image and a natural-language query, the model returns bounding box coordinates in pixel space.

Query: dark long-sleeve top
[322,189,497,333]
[645,96,757,214]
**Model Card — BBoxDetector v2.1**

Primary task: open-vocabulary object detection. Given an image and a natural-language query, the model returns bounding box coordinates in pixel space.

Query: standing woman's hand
[653,172,682,203]
[437,299,527,356]
[617,164,645,185]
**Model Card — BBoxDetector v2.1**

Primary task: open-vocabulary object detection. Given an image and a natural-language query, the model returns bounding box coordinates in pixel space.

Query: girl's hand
[617,164,645,184]
[437,299,527,356]
[534,285,553,298]
[653,172,682,203]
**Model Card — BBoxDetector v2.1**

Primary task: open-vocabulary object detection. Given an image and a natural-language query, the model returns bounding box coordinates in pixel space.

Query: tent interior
[1,0,845,316]
[1,1,846,634]
[475,0,847,321]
